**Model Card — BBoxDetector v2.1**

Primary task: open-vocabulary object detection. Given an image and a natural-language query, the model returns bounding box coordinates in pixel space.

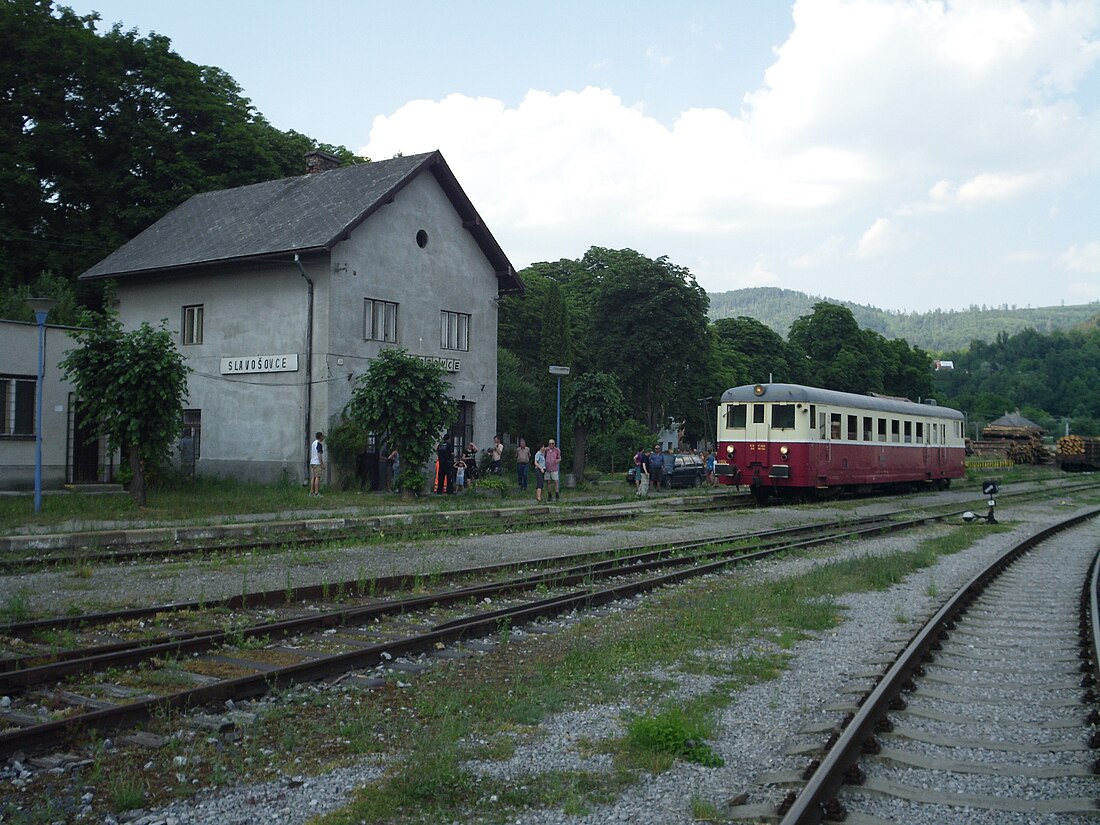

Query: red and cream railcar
[714,383,966,503]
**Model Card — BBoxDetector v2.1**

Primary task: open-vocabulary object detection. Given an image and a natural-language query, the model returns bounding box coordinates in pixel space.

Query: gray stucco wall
[116,261,318,483]
[0,321,81,491]
[326,172,499,448]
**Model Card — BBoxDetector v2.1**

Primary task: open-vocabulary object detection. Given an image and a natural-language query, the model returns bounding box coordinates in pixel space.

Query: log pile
[1057,435,1100,471]
[1005,434,1051,465]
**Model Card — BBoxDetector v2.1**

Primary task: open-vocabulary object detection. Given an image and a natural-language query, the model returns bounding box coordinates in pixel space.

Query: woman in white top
[533,445,547,502]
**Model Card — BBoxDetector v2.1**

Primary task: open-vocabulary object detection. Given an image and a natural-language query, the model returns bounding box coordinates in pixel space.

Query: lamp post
[697,396,712,450]
[26,298,56,514]
[548,365,570,449]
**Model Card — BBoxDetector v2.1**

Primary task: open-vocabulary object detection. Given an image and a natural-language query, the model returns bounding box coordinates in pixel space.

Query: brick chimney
[304,151,342,174]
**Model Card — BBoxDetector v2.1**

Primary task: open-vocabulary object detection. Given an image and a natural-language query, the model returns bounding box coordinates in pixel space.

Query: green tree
[535,281,573,442]
[712,316,800,386]
[563,372,625,478]
[341,349,455,494]
[59,311,190,506]
[497,347,540,441]
[0,0,363,309]
[582,247,710,429]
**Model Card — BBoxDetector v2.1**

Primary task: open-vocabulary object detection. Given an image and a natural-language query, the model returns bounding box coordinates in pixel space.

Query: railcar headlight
[726,445,734,456]
[780,446,789,458]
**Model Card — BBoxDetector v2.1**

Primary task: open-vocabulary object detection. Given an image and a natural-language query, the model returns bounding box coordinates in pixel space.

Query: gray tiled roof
[80,151,521,292]
[987,413,1041,430]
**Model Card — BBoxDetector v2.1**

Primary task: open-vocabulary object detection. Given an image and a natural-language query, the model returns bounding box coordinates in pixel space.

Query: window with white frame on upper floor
[182,305,204,345]
[440,310,469,351]
[365,299,398,343]
[0,375,36,437]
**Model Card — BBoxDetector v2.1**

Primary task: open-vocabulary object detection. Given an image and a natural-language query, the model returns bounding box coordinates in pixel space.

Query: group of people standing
[510,436,564,502]
[430,435,562,500]
[633,445,718,496]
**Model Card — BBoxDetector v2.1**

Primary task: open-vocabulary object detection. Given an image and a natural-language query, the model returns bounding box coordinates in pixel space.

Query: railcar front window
[771,404,796,429]
[809,404,816,429]
[752,404,765,424]
[725,404,747,429]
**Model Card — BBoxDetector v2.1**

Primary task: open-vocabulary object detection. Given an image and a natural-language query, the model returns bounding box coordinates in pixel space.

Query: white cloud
[856,218,907,258]
[1060,242,1100,273]
[358,0,1100,310]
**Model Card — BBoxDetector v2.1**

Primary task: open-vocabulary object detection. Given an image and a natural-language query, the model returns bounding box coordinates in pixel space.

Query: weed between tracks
[3,525,995,824]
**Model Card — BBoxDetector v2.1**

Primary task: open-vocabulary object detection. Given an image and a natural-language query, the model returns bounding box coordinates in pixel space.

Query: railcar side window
[931,424,938,444]
[877,418,887,442]
[891,419,900,443]
[830,413,841,439]
[847,415,858,440]
[753,404,765,424]
[862,416,873,441]
[771,404,796,429]
[819,409,827,439]
[904,421,912,443]
[809,405,816,429]
[916,422,924,443]
[725,404,747,429]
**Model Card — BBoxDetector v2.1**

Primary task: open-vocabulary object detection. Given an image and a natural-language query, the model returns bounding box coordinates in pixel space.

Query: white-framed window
[0,375,36,437]
[440,310,469,351]
[365,299,398,342]
[183,305,204,345]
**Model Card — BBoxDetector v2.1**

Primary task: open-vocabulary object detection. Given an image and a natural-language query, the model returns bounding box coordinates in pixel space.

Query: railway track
[3,477,1094,577]
[0,492,751,574]
[734,507,1100,824]
[0,510,954,759]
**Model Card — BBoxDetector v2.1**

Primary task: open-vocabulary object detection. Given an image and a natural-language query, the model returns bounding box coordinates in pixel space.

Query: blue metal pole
[555,375,561,448]
[33,312,47,513]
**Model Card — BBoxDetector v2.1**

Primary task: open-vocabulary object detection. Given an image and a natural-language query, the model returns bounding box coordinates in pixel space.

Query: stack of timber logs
[1004,434,1051,465]
[1057,435,1100,472]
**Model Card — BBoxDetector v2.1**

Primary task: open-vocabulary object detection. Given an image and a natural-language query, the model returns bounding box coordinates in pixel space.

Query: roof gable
[80,151,521,293]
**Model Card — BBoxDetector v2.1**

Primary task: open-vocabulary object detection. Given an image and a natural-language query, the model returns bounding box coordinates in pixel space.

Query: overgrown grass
[621,704,725,770]
[0,476,636,533]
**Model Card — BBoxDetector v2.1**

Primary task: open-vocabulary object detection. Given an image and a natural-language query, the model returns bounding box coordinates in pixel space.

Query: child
[455,458,466,490]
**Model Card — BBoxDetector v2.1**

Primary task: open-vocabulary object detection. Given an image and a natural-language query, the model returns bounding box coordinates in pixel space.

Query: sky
[63,0,1100,313]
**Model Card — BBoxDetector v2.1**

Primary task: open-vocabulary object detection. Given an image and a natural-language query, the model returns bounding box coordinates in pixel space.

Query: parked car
[625,454,706,488]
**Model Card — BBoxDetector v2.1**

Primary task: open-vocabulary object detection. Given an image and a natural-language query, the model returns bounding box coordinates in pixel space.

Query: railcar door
[745,401,769,477]
[811,406,831,485]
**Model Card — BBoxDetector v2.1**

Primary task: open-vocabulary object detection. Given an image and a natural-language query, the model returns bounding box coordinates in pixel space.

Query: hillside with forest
[708,287,1100,353]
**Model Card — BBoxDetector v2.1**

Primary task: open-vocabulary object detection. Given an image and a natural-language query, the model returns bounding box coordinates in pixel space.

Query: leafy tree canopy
[563,371,625,476]
[341,349,456,492]
[0,0,363,311]
[59,311,190,505]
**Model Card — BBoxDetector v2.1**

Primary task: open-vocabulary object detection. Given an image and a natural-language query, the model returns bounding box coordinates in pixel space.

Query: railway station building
[0,320,113,491]
[78,151,522,487]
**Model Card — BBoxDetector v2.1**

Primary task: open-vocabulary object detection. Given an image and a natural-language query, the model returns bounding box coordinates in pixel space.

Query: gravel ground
[2,485,1098,824]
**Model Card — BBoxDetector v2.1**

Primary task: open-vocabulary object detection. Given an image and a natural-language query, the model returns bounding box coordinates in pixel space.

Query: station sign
[220,353,299,375]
